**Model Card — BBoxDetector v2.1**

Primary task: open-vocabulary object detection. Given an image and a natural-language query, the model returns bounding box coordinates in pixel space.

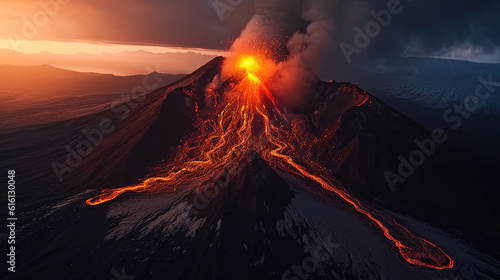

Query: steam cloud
[272,1,334,108]
[263,0,335,109]
[211,0,336,109]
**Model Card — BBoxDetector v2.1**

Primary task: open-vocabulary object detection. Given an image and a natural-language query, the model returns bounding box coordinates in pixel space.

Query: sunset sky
[0,0,254,75]
[1,0,498,76]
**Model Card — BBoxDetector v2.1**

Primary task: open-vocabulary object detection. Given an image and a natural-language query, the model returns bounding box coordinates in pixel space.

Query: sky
[0,0,499,75]
[0,0,246,75]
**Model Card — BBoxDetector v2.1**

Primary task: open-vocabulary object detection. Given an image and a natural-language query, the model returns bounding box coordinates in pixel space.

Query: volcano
[3,57,500,280]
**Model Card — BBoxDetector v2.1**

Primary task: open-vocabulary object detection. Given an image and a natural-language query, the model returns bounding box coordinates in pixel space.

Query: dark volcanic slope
[165,152,302,280]
[2,57,500,280]
[0,57,222,210]
[0,64,187,130]
[5,152,499,280]
[305,81,499,258]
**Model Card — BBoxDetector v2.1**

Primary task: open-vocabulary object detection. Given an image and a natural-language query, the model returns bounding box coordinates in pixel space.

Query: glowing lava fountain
[86,52,454,270]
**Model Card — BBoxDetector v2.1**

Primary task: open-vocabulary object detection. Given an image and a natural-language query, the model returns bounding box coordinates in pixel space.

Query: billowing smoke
[208,0,337,109]
[221,16,282,80]
[206,15,282,99]
[265,1,332,104]
[271,0,335,109]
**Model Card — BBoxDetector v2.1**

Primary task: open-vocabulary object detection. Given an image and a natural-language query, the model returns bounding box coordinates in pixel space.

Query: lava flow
[86,50,454,270]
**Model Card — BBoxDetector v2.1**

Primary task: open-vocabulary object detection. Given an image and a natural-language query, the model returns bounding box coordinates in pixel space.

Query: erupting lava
[86,47,454,270]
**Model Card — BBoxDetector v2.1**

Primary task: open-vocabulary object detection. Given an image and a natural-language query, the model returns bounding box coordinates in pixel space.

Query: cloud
[0,0,253,49]
[367,0,500,60]
[404,40,500,64]
[3,0,498,78]
[3,0,498,60]
[271,17,334,108]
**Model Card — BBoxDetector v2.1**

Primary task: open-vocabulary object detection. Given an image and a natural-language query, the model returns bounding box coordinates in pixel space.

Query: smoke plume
[212,0,335,109]
[265,0,335,109]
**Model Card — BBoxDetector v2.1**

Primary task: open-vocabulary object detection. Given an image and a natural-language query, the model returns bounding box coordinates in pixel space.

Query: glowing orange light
[239,56,258,72]
[248,73,259,83]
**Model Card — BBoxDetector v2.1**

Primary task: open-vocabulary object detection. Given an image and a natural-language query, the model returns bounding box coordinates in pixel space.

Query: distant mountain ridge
[0,64,186,129]
[0,64,186,100]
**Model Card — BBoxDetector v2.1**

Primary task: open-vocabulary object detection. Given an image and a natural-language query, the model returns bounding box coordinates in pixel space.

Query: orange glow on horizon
[0,39,227,56]
[0,39,227,75]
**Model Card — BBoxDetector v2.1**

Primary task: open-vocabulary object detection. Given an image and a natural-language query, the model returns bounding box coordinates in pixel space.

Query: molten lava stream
[86,55,453,270]
[86,63,282,206]
[267,147,454,270]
